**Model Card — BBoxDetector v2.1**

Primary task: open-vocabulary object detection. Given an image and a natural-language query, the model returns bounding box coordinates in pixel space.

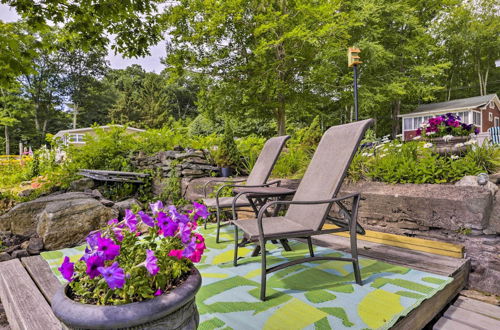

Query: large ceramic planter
[427,136,468,155]
[52,267,202,330]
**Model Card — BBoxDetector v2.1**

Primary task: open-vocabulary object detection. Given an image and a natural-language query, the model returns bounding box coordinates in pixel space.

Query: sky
[0,3,166,73]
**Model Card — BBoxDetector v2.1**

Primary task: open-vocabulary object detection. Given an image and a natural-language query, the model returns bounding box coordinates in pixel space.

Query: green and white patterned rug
[42,225,452,330]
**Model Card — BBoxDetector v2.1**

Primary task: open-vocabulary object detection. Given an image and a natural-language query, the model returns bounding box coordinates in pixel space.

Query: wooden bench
[78,169,150,184]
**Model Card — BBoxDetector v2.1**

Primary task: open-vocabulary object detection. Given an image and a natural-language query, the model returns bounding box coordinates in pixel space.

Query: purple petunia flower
[98,262,126,289]
[192,202,210,220]
[157,212,178,237]
[85,255,105,279]
[107,218,118,226]
[124,209,138,232]
[86,231,102,250]
[154,289,163,296]
[178,222,191,244]
[138,211,155,227]
[150,201,164,215]
[168,205,189,224]
[97,237,121,261]
[58,256,74,282]
[145,249,160,275]
[182,236,197,258]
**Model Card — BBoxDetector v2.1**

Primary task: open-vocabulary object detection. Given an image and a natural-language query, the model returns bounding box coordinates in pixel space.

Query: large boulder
[0,192,98,236]
[37,197,118,250]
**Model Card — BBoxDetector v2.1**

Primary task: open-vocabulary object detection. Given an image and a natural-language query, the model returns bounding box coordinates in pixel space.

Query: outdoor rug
[41,224,452,330]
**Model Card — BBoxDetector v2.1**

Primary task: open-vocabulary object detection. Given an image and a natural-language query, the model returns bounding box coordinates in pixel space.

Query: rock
[0,192,95,236]
[3,244,20,254]
[338,182,494,232]
[27,237,43,254]
[69,178,95,192]
[113,199,141,218]
[100,199,115,207]
[91,189,103,199]
[487,193,500,233]
[0,252,11,262]
[20,241,29,250]
[489,172,500,184]
[455,175,498,195]
[11,249,29,258]
[36,198,118,250]
[181,169,205,176]
[18,188,36,198]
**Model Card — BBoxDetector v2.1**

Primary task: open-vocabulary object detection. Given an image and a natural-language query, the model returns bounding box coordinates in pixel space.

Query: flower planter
[427,136,468,155]
[52,267,202,330]
[220,167,233,177]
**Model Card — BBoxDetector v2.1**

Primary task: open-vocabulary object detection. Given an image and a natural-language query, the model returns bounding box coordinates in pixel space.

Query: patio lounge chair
[232,119,374,300]
[203,135,290,243]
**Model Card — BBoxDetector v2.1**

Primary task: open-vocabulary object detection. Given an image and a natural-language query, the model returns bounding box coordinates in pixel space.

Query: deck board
[443,305,500,329]
[453,296,500,320]
[21,256,61,304]
[0,259,61,330]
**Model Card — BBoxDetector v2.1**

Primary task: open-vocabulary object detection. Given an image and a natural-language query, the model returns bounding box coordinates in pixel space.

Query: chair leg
[352,260,362,285]
[233,225,239,267]
[307,237,314,257]
[260,240,267,301]
[215,207,221,243]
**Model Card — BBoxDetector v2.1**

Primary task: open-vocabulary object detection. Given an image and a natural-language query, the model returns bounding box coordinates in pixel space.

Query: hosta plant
[58,201,209,305]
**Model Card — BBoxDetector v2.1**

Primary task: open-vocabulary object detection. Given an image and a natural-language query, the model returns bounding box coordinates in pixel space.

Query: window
[69,134,85,143]
[473,112,481,126]
[413,117,423,129]
[403,118,413,130]
[489,112,493,122]
[423,116,432,123]
[495,117,499,127]
[456,111,470,123]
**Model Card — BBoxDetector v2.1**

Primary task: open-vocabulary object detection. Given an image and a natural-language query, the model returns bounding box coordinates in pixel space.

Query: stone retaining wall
[183,177,499,295]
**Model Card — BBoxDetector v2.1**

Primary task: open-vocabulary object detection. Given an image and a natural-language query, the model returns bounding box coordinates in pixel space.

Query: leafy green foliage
[212,123,240,168]
[348,141,498,184]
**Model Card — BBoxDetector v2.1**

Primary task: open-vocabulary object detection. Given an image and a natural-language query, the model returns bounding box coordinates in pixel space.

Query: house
[53,125,145,146]
[399,94,500,141]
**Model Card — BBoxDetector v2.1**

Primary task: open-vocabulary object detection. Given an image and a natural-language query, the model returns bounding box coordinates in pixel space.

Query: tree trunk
[392,99,401,138]
[4,125,9,155]
[483,67,489,96]
[276,101,286,136]
[73,103,78,129]
[477,63,484,96]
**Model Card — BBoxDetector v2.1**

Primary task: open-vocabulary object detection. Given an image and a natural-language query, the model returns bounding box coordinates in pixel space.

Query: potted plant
[213,123,240,177]
[415,113,479,154]
[52,201,209,329]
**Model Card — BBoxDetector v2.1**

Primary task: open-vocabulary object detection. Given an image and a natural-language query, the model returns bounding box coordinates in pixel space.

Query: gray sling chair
[232,119,374,301]
[202,135,291,243]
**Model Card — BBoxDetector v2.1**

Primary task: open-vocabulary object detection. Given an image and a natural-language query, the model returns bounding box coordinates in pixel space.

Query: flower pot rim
[52,267,202,329]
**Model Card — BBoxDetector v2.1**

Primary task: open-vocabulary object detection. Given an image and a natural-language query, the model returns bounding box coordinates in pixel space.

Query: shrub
[212,123,240,168]
[348,140,497,184]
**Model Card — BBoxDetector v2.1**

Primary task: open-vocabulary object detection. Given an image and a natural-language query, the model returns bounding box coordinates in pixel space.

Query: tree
[165,0,353,135]
[108,66,198,128]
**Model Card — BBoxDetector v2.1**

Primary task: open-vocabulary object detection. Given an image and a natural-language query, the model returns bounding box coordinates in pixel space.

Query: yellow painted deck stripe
[323,224,464,258]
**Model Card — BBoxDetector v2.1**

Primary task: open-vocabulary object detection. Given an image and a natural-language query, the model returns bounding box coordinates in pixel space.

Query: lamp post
[348,47,362,121]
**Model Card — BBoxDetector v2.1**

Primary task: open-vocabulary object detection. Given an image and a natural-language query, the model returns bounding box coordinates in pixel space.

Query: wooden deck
[0,235,470,329]
[433,295,500,329]
[312,233,470,330]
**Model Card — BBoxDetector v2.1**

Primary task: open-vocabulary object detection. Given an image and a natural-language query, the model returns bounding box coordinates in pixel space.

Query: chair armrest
[255,193,362,241]
[203,178,246,197]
